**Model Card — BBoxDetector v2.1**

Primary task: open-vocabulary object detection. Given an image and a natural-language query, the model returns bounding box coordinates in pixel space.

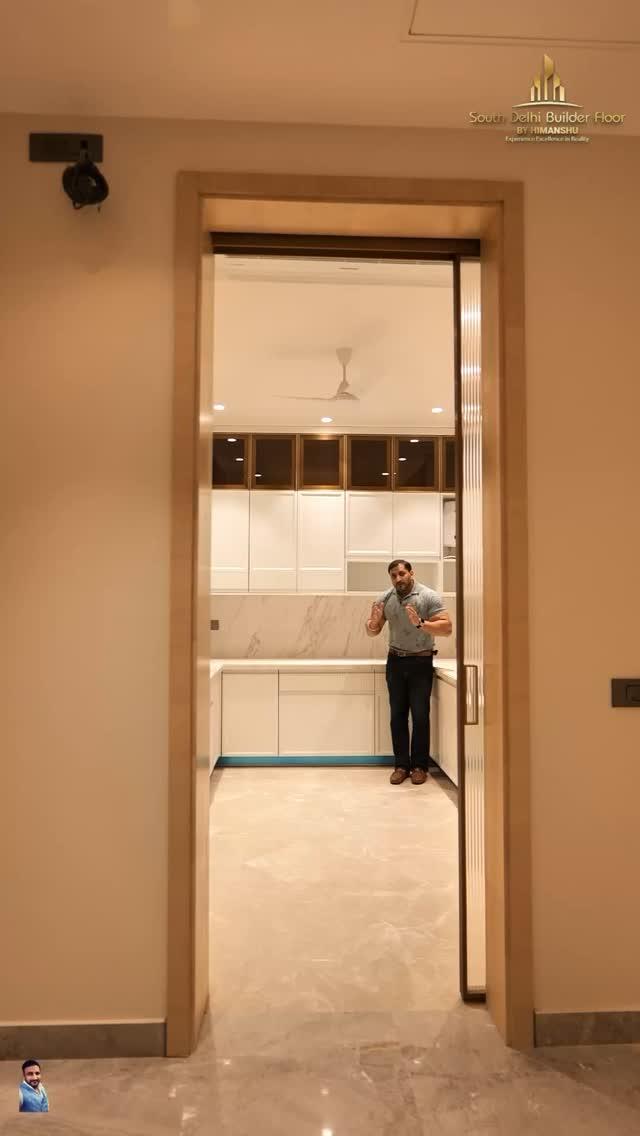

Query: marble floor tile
[1,769,639,1135]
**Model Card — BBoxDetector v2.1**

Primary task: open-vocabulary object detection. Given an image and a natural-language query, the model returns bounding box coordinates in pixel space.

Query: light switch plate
[611,679,640,707]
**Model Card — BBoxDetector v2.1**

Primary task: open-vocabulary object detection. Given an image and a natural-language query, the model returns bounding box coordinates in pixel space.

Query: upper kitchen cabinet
[392,493,441,560]
[346,491,393,558]
[251,434,295,489]
[347,436,391,490]
[442,436,456,493]
[212,434,248,488]
[394,436,439,490]
[249,490,297,591]
[297,490,345,592]
[211,490,249,591]
[300,434,344,489]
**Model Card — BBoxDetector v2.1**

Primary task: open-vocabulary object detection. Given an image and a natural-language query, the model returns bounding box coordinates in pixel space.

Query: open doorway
[168,178,532,1057]
[206,240,474,1026]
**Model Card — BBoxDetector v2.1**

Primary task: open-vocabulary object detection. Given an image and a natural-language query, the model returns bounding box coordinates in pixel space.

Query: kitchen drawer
[278,672,374,695]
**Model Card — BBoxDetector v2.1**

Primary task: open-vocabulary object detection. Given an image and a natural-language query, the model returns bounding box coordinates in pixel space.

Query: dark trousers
[385,653,434,771]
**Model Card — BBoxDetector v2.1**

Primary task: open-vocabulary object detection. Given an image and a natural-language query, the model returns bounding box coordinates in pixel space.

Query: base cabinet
[221,672,278,756]
[279,672,374,756]
[374,671,393,756]
[209,668,222,774]
[433,675,458,785]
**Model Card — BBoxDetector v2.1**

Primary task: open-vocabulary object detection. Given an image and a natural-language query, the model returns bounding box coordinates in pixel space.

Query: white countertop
[211,657,457,682]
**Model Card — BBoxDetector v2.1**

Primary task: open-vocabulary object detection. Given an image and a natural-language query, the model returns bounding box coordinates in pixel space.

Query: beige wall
[1,111,639,1023]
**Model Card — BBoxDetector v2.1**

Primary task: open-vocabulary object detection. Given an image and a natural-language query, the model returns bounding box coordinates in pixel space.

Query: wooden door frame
[169,172,532,1054]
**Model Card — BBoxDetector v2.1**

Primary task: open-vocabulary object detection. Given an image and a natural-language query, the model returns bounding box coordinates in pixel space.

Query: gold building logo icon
[513,54,582,109]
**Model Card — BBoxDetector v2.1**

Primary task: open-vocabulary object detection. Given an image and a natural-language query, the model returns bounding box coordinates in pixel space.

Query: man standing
[365,559,452,785]
[19,1060,49,1112]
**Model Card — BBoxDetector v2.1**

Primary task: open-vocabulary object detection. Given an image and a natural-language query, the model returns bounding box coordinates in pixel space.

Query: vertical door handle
[464,664,479,726]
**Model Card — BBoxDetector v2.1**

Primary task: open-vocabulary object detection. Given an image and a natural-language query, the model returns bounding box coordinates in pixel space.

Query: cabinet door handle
[464,664,479,726]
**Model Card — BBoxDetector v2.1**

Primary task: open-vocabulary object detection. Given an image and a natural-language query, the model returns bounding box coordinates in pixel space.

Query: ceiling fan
[276,347,360,402]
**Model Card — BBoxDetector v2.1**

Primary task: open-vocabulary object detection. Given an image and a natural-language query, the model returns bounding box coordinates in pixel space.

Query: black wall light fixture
[29,133,109,210]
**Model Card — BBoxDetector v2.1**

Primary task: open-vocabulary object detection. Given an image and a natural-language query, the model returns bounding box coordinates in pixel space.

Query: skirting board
[217,754,396,767]
[0,1020,165,1060]
[535,1011,640,1047]
[217,755,448,768]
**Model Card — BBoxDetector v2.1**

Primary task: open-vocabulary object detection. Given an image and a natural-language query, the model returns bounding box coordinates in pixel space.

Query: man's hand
[367,601,384,632]
[405,604,422,628]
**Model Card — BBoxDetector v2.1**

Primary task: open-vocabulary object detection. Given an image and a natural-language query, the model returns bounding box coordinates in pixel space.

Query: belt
[388,647,433,658]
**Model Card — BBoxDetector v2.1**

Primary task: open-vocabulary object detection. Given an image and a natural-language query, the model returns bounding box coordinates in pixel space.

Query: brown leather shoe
[411,768,428,785]
[390,768,409,785]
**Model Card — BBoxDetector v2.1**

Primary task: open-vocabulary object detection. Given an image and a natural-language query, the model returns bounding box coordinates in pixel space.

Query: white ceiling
[211,255,455,431]
[1,0,638,130]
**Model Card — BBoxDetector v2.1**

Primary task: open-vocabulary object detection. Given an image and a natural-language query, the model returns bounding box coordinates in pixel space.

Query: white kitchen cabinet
[392,493,441,560]
[278,671,374,755]
[249,491,297,591]
[442,496,456,555]
[221,672,278,755]
[209,668,222,774]
[433,674,458,785]
[297,491,345,591]
[346,492,393,558]
[374,670,393,756]
[211,490,249,591]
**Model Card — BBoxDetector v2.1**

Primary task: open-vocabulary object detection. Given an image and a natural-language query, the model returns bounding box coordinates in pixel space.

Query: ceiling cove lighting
[213,403,225,411]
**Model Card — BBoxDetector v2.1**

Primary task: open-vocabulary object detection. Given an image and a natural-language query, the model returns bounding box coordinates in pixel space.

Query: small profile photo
[19,1060,49,1112]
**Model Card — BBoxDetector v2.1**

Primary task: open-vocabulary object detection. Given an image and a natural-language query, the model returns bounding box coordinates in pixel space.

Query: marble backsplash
[210,593,456,660]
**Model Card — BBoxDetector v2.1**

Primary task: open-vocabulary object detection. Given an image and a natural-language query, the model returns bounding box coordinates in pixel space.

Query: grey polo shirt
[377,581,446,654]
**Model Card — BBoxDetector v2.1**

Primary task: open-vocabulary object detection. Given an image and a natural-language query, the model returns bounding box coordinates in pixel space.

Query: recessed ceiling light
[432,407,444,414]
[321,416,333,423]
[213,403,225,411]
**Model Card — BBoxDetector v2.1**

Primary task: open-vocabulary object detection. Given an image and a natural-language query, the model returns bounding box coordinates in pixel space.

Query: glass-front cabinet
[212,434,248,487]
[347,436,391,489]
[251,435,296,489]
[300,435,344,489]
[442,436,456,492]
[393,436,438,490]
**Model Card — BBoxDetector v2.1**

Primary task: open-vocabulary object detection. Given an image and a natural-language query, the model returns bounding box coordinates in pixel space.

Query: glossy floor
[1,768,639,1134]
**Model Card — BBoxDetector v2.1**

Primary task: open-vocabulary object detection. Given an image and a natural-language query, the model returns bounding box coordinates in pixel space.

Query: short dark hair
[388,559,412,573]
[21,1060,40,1074]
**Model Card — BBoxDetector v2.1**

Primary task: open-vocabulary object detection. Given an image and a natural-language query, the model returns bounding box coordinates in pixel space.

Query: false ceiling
[1,0,638,131]
[211,255,455,431]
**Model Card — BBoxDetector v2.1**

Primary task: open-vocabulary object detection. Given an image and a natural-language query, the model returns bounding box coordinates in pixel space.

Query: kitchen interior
[207,250,464,1025]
